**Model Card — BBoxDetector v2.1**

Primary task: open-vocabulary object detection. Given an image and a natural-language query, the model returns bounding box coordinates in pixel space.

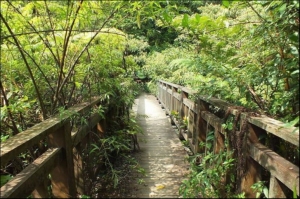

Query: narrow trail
[129,93,190,198]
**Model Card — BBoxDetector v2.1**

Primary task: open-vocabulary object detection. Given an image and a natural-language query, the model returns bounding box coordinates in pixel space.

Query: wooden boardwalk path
[130,93,190,198]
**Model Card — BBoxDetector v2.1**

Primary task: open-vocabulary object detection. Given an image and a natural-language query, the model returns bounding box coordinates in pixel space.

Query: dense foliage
[0,0,299,197]
[143,1,299,124]
[0,1,144,195]
[2,0,298,142]
[1,1,140,137]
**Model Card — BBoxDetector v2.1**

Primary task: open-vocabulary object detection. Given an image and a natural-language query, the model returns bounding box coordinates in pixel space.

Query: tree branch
[246,1,267,22]
[53,0,84,112]
[5,39,55,94]
[44,0,61,65]
[52,5,120,112]
[0,80,19,135]
[0,12,47,120]
[1,29,126,40]
[6,1,61,68]
[247,85,265,111]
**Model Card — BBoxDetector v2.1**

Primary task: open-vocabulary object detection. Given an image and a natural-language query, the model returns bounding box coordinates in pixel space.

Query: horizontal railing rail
[0,97,109,198]
[157,80,299,198]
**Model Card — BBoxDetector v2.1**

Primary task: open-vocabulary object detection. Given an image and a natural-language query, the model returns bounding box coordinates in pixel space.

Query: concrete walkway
[130,93,190,198]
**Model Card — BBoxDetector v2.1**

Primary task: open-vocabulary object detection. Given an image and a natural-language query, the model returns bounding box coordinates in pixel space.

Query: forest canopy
[1,0,299,139]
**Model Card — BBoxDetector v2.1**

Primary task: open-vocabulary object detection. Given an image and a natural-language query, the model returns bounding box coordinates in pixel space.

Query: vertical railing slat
[156,80,299,198]
[48,122,76,198]
[239,121,263,197]
[269,175,288,198]
[31,177,51,198]
[198,99,209,153]
[73,143,84,195]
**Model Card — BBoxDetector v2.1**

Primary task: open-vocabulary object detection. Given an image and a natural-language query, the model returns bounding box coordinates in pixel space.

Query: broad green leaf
[239,97,248,106]
[263,187,269,198]
[1,175,12,186]
[222,0,230,8]
[1,134,10,142]
[137,11,141,29]
[75,82,82,88]
[278,3,287,16]
[284,116,299,127]
[291,69,299,75]
[182,14,189,28]
[132,1,141,10]
[162,11,172,24]
[293,184,297,198]
[195,13,200,23]
[256,192,260,198]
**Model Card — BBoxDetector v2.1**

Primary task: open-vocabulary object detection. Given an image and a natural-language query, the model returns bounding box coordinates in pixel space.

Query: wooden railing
[157,80,299,198]
[0,97,110,198]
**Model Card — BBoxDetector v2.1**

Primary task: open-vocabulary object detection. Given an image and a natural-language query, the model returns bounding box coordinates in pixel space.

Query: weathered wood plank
[159,80,182,89]
[162,83,236,115]
[71,113,101,146]
[201,111,224,134]
[167,88,172,94]
[269,175,287,198]
[249,141,299,195]
[173,92,181,101]
[188,110,195,134]
[31,177,51,198]
[0,98,101,167]
[73,144,84,195]
[183,98,197,113]
[181,87,197,95]
[248,115,299,146]
[0,148,61,198]
[240,157,261,198]
[132,93,189,197]
[158,80,299,196]
[199,95,233,110]
[201,111,299,147]
[48,122,76,198]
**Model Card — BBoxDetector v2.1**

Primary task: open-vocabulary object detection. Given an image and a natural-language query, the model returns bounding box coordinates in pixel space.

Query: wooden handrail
[0,97,106,198]
[0,97,101,167]
[1,148,62,198]
[158,80,299,146]
[157,79,299,198]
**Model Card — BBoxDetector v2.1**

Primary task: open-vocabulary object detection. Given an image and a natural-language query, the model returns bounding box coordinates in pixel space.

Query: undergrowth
[86,109,146,198]
[179,131,245,198]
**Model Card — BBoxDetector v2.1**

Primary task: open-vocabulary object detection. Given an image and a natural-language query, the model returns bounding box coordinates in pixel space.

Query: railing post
[212,128,224,154]
[31,177,51,198]
[157,81,161,101]
[163,83,166,107]
[160,82,163,105]
[179,90,188,140]
[73,143,84,195]
[239,118,262,197]
[160,81,163,103]
[156,81,159,99]
[187,109,192,139]
[240,158,261,198]
[48,121,76,198]
[194,100,200,153]
[166,84,172,114]
[180,91,188,119]
[197,99,209,153]
[187,106,197,153]
[269,175,288,198]
[170,86,174,113]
